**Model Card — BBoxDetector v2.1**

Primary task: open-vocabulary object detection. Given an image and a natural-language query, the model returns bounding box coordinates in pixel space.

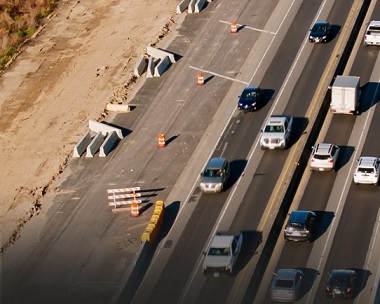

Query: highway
[2,0,379,303]
[130,0,374,303]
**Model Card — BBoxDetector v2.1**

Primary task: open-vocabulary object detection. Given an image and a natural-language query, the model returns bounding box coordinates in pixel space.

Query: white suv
[353,156,380,185]
[260,115,293,149]
[309,143,340,171]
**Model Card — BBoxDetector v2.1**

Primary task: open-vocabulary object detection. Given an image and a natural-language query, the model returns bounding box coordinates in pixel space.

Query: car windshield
[208,247,231,256]
[275,279,294,289]
[204,169,221,177]
[264,125,284,133]
[289,223,305,230]
[358,167,375,174]
[243,91,257,99]
[313,24,327,32]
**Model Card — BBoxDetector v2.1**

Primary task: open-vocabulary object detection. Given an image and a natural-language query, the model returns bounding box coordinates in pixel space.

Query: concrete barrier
[134,55,147,77]
[99,131,119,157]
[176,0,190,13]
[154,56,172,77]
[73,131,91,158]
[146,56,154,78]
[194,0,207,12]
[106,103,131,112]
[146,46,176,63]
[86,132,104,158]
[188,0,196,13]
[89,119,123,139]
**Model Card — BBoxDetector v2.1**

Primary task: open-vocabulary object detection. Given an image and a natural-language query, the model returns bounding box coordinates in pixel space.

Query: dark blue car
[238,87,261,111]
[309,21,330,43]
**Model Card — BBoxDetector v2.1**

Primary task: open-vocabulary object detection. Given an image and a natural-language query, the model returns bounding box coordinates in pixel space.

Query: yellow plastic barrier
[140,201,165,242]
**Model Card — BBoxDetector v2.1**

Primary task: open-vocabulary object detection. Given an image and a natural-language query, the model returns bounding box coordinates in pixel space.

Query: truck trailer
[330,75,360,115]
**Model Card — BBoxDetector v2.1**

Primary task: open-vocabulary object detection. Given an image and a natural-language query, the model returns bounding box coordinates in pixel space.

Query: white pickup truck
[202,232,243,275]
[364,20,380,46]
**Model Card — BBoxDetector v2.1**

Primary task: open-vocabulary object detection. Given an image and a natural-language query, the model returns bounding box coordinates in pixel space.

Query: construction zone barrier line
[140,200,165,242]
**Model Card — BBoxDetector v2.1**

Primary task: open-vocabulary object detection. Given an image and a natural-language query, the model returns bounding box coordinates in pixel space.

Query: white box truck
[330,75,360,114]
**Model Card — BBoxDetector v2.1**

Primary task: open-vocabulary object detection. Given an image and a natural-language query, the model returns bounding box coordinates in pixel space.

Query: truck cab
[202,232,243,275]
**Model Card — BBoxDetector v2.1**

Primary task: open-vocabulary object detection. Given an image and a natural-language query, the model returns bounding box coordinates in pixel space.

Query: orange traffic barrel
[158,133,166,148]
[197,73,204,85]
[131,201,140,217]
[230,21,238,33]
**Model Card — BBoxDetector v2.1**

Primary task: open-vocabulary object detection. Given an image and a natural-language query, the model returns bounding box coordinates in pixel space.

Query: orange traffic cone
[158,133,166,148]
[131,201,139,217]
[197,73,204,85]
[230,21,238,33]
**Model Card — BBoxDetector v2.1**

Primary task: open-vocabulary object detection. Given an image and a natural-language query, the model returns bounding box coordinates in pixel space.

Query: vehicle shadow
[257,89,275,110]
[360,82,380,113]
[225,159,248,190]
[298,267,320,300]
[232,230,263,275]
[313,211,335,241]
[328,24,341,42]
[352,268,371,298]
[336,145,355,171]
[288,116,308,149]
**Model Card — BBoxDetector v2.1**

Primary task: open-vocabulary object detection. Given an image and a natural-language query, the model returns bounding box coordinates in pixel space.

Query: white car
[309,143,340,171]
[353,156,380,185]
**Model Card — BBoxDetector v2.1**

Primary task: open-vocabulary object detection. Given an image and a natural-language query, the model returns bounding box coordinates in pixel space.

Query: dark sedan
[237,87,261,111]
[325,269,357,299]
[309,21,330,43]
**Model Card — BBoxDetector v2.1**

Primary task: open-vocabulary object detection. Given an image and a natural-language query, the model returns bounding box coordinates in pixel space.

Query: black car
[325,269,357,298]
[237,87,261,111]
[309,21,330,43]
[284,211,316,242]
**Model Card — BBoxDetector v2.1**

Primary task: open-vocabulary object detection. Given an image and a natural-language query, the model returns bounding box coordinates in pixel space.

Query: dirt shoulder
[0,0,178,252]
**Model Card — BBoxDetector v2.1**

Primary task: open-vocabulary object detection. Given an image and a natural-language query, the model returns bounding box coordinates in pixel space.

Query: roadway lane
[257,0,380,303]
[131,0,350,303]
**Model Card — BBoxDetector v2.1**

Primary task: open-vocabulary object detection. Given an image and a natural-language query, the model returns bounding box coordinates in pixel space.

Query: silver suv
[309,143,340,171]
[260,115,293,149]
[200,157,230,193]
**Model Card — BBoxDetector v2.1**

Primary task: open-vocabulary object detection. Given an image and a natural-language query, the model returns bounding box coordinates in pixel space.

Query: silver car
[309,143,340,171]
[270,269,303,302]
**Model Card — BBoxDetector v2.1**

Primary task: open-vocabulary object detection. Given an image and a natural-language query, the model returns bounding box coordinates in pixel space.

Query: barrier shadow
[139,202,153,215]
[336,145,355,171]
[101,121,132,138]
[313,211,335,241]
[359,82,380,114]
[204,75,214,84]
[156,201,181,241]
[138,187,166,193]
[225,159,248,190]
[288,116,308,149]
[166,134,180,146]
[237,24,246,32]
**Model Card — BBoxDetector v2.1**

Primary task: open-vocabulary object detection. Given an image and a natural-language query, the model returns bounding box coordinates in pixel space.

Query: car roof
[358,156,378,167]
[330,269,356,279]
[289,211,313,223]
[210,235,234,248]
[276,269,301,280]
[206,157,227,169]
[315,143,333,154]
[369,20,380,27]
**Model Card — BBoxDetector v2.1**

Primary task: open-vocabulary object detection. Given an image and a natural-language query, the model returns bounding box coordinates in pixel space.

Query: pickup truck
[364,20,380,46]
[202,232,243,275]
